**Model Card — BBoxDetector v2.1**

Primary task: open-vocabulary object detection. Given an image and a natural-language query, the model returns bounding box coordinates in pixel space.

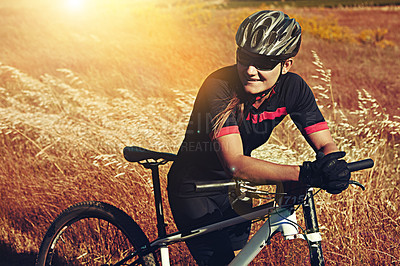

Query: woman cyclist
[167,10,350,265]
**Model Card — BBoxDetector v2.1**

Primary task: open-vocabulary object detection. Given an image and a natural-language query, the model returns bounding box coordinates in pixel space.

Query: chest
[238,99,288,155]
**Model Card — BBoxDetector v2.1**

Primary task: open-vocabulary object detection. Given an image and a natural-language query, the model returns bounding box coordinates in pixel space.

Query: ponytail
[212,94,244,139]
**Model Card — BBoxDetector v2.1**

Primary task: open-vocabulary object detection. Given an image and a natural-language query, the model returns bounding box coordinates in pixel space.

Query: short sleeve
[202,77,240,140]
[286,75,329,135]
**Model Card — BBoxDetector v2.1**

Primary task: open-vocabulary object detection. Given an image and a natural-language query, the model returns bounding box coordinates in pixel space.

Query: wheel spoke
[36,201,155,266]
[49,218,135,264]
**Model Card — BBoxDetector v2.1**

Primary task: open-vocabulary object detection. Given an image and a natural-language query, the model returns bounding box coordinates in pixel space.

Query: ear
[281,58,293,74]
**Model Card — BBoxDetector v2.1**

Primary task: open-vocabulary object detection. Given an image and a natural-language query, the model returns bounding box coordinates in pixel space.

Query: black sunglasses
[236,48,282,71]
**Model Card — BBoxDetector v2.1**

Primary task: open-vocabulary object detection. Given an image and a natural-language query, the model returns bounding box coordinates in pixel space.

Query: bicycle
[36,146,374,265]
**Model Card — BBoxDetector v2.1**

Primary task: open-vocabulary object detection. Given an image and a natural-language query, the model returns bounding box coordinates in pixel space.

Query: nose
[246,65,258,76]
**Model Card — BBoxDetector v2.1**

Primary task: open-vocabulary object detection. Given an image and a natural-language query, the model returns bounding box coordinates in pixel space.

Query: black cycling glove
[299,151,351,194]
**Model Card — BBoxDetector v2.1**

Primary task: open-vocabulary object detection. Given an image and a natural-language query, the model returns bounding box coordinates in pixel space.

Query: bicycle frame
[151,205,305,266]
[142,161,324,266]
[36,146,372,266]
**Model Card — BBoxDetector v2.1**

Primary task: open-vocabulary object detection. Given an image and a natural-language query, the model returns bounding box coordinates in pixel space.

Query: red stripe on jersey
[210,125,240,140]
[246,107,287,123]
[303,121,329,135]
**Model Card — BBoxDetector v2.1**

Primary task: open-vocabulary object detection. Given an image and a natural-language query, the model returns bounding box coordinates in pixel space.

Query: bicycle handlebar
[194,180,237,192]
[194,158,374,192]
[347,159,374,172]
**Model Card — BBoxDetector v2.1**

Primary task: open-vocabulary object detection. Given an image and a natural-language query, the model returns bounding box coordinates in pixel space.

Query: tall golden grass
[0,0,399,264]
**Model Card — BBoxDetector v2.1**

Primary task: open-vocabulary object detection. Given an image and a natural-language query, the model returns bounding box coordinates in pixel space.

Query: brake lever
[349,180,366,191]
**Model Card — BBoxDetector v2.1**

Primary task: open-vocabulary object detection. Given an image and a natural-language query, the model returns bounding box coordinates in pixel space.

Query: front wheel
[36,201,157,265]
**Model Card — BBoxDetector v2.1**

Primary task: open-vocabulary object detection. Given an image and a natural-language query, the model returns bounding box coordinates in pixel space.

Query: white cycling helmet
[236,10,302,59]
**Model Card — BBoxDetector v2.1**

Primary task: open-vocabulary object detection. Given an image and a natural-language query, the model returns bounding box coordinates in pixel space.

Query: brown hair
[212,94,244,139]
[212,87,276,139]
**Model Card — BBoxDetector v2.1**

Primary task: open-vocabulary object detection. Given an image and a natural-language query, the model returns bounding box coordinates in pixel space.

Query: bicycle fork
[303,188,325,266]
[230,188,325,266]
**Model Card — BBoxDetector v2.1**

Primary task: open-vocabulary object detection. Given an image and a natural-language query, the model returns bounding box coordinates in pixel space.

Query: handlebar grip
[348,159,374,172]
[194,181,236,192]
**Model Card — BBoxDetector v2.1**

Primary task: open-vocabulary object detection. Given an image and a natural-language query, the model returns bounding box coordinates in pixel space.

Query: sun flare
[65,0,85,12]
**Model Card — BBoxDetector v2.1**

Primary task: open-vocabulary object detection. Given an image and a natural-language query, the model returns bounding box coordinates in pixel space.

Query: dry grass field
[0,0,399,265]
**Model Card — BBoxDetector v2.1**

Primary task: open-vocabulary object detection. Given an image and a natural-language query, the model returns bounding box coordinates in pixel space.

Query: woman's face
[236,49,292,95]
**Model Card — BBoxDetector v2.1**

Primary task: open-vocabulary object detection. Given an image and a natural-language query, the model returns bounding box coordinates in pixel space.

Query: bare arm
[214,129,339,184]
[214,133,300,184]
[305,129,339,155]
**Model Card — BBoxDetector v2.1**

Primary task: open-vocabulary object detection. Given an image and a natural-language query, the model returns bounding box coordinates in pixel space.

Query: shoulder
[280,72,307,87]
[205,65,239,86]
[278,72,316,112]
[200,65,240,98]
[279,72,311,97]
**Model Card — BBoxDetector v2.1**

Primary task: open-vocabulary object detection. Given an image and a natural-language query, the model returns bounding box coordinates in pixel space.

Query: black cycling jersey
[168,65,328,197]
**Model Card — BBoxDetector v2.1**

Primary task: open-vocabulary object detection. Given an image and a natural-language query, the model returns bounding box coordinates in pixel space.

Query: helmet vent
[271,12,280,19]
[292,25,299,36]
[264,18,272,29]
[268,31,277,45]
[251,28,265,48]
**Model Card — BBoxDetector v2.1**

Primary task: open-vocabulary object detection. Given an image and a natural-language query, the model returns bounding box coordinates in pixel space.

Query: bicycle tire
[36,201,157,266]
